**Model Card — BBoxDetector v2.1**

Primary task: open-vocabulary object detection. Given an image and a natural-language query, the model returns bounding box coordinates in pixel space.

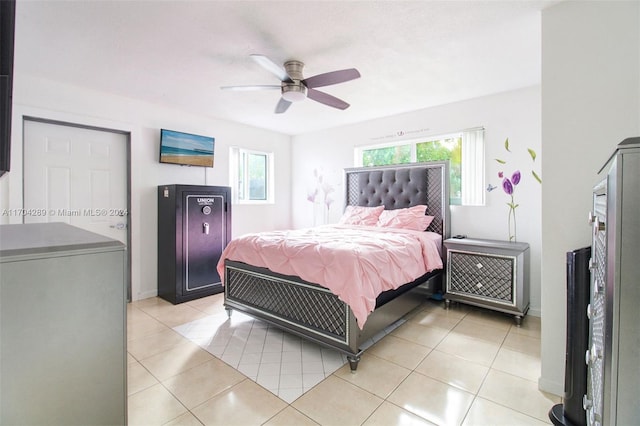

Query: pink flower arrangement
[307,169,335,225]
[308,170,335,209]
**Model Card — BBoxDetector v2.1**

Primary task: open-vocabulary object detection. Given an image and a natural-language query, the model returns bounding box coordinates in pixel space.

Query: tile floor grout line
[130,297,548,425]
[463,330,549,423]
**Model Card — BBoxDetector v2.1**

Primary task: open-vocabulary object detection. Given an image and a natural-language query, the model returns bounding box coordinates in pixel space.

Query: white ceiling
[14,0,558,136]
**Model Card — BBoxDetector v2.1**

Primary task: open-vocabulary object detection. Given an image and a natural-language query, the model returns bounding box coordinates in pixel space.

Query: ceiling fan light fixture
[281,83,307,102]
[225,55,359,113]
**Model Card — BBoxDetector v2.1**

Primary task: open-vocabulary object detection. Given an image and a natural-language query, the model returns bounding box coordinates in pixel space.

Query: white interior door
[23,120,128,240]
[23,119,130,291]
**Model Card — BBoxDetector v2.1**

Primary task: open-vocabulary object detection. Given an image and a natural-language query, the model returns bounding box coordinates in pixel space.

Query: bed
[220,161,450,370]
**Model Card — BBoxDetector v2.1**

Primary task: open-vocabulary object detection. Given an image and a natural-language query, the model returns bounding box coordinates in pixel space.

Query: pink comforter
[216,225,443,328]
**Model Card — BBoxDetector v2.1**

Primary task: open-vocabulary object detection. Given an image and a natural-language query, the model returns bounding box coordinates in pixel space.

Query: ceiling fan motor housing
[281,60,307,102]
[284,60,304,80]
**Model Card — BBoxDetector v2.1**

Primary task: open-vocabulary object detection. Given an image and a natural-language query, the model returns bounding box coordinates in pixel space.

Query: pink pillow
[338,205,384,226]
[377,205,434,231]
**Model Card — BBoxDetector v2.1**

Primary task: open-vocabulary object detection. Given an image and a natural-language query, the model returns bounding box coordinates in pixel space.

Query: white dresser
[0,223,127,425]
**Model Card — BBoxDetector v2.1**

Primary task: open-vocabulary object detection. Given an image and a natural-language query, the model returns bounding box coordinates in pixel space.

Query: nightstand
[444,238,530,325]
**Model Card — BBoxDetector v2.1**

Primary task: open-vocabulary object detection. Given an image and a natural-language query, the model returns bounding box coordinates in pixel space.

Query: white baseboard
[132,289,158,302]
[528,307,541,317]
[538,376,563,397]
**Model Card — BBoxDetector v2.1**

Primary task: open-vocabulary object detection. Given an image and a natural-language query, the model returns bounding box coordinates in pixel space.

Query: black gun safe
[158,185,231,304]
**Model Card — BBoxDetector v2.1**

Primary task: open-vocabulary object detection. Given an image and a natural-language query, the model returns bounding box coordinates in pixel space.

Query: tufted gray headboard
[344,161,450,238]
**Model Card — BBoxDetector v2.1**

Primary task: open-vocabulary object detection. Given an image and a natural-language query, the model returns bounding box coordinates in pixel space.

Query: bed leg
[347,355,360,372]
[225,307,232,318]
[444,299,451,310]
[514,315,523,327]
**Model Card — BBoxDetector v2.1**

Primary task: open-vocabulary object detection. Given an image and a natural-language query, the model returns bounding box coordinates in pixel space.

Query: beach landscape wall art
[159,129,215,167]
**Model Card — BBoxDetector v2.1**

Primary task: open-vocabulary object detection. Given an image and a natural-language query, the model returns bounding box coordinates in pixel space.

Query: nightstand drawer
[449,251,514,280]
[448,251,514,304]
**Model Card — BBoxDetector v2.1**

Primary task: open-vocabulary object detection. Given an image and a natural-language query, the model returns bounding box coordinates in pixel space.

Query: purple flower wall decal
[490,138,541,242]
[511,170,521,185]
[502,177,514,195]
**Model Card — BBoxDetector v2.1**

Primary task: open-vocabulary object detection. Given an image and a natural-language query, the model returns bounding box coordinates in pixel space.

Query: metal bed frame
[223,161,450,370]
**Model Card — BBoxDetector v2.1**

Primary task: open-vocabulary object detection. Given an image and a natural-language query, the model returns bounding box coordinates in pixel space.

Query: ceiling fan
[221,54,361,114]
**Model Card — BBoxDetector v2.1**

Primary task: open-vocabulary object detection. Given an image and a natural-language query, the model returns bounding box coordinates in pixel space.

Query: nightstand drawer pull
[476,263,483,269]
[476,282,483,289]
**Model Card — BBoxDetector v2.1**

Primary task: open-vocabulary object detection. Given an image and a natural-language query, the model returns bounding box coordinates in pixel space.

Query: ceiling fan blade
[302,68,360,89]
[220,85,281,91]
[307,88,350,110]
[275,98,292,114]
[251,54,291,82]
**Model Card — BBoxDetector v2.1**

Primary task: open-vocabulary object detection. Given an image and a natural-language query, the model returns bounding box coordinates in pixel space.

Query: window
[229,147,274,203]
[355,128,484,206]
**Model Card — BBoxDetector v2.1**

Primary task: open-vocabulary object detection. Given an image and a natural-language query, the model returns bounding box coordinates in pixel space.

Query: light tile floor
[172,304,405,404]
[128,294,559,425]
[173,311,348,403]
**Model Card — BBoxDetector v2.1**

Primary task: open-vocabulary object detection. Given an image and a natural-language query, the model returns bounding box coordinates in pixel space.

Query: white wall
[291,86,543,316]
[1,74,291,301]
[540,1,640,395]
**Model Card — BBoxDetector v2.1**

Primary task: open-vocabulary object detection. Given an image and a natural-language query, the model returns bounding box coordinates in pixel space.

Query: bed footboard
[224,260,359,355]
[223,260,442,370]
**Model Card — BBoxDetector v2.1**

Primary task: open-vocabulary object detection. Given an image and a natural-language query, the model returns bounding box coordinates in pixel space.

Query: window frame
[229,146,275,205]
[354,129,484,206]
